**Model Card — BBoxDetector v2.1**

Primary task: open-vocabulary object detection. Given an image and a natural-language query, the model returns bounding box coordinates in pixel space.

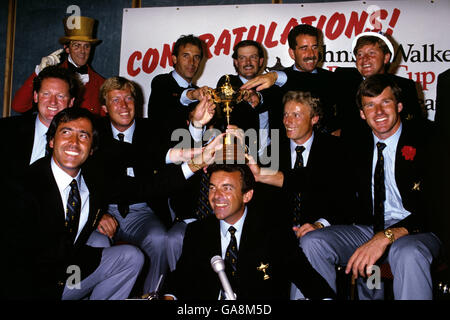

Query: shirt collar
[290,131,314,152]
[171,70,191,88]
[373,122,402,152]
[68,54,80,68]
[220,206,248,238]
[293,65,318,74]
[239,75,248,84]
[35,114,49,136]
[51,157,82,192]
[111,121,136,142]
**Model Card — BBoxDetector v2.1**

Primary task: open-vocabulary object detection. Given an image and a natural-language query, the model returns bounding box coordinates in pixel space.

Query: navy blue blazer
[0,113,38,177]
[346,122,432,233]
[24,156,105,298]
[162,207,335,300]
[273,131,355,226]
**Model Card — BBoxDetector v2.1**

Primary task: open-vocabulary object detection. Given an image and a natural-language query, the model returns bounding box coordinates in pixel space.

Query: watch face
[385,229,394,243]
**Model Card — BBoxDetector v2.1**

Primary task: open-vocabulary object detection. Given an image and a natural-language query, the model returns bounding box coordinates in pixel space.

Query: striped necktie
[66,179,81,243]
[373,142,387,233]
[293,145,305,225]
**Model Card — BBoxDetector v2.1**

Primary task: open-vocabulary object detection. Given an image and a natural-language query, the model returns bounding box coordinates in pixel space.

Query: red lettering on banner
[127,51,142,77]
[256,25,265,43]
[386,8,401,36]
[280,18,298,45]
[316,15,327,31]
[345,11,368,38]
[398,65,436,91]
[326,65,339,72]
[233,27,248,48]
[366,9,388,32]
[325,12,346,40]
[246,25,266,43]
[160,43,173,69]
[264,22,278,48]
[142,48,159,74]
[421,71,436,91]
[214,29,232,56]
[301,16,316,25]
[247,25,257,41]
[199,33,215,59]
[125,7,403,76]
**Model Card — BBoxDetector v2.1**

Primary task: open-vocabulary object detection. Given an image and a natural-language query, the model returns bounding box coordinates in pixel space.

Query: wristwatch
[384,229,395,244]
[314,221,324,229]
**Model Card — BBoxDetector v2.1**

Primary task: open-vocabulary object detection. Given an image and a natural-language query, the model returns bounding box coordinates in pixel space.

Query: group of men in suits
[3,18,449,300]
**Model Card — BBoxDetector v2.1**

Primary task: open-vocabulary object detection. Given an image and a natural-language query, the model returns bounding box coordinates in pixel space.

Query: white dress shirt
[219,207,248,259]
[29,115,48,165]
[239,75,271,155]
[51,158,90,243]
[172,70,196,106]
[371,123,411,228]
[111,121,136,177]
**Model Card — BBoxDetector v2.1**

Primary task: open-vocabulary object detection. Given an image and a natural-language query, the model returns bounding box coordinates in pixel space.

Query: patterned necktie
[194,170,214,219]
[225,226,238,278]
[66,179,81,243]
[117,133,129,218]
[293,145,305,225]
[373,142,387,233]
[220,226,238,300]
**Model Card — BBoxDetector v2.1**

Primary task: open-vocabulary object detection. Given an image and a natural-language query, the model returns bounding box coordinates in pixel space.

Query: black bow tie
[68,62,88,75]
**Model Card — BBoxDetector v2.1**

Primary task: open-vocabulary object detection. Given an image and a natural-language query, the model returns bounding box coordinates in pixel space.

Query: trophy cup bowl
[207,75,248,163]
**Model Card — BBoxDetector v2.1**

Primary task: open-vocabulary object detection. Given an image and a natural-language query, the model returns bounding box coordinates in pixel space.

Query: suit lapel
[394,125,420,199]
[32,158,67,229]
[17,114,37,168]
[362,135,375,212]
[236,209,260,270]
[279,137,292,171]
[74,170,101,247]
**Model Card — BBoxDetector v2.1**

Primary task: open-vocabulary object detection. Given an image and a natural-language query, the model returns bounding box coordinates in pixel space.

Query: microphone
[210,255,236,300]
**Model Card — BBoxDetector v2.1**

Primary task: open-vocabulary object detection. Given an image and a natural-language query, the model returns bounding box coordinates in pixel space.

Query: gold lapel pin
[413,182,420,191]
[257,262,270,280]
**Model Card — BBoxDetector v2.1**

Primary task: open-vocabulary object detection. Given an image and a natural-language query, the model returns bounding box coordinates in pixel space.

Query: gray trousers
[108,203,168,294]
[166,220,189,271]
[298,225,441,300]
[62,244,144,300]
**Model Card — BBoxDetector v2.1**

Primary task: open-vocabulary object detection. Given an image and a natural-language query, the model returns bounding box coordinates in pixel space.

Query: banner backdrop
[120,0,450,119]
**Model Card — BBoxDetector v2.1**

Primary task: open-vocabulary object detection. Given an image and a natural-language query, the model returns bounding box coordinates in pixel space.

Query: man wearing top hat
[12,16,105,116]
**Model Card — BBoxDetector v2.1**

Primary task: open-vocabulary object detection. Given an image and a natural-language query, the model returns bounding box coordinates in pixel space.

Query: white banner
[120,0,450,120]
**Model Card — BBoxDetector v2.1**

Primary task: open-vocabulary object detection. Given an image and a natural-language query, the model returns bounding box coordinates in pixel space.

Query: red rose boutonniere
[401,145,416,161]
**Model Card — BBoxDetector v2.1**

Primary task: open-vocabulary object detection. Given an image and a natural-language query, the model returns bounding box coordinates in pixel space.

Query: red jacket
[12,60,106,116]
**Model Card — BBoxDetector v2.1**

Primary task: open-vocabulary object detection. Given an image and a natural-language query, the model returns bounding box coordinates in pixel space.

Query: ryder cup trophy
[208,75,248,163]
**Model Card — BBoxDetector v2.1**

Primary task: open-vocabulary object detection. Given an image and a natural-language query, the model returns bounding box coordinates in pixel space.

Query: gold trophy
[207,75,248,163]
